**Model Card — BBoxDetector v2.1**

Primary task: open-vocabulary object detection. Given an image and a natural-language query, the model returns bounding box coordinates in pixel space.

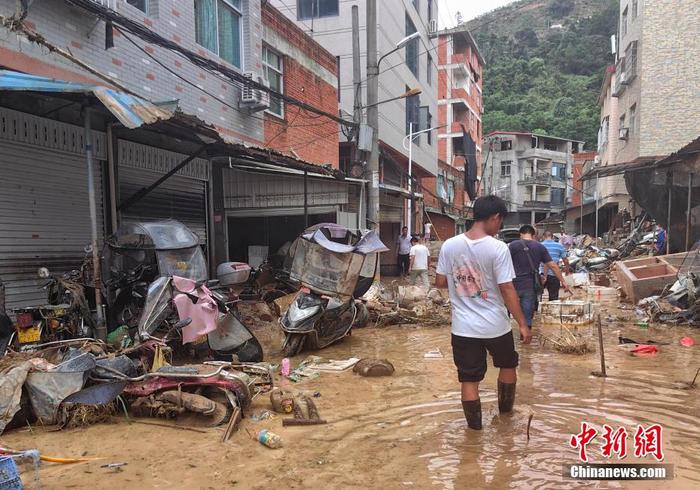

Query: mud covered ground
[2,300,699,489]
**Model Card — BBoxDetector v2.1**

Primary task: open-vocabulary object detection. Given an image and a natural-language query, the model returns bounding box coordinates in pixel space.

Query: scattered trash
[423,349,444,359]
[540,301,594,325]
[256,429,283,449]
[540,326,592,354]
[287,356,323,382]
[249,410,276,421]
[353,358,395,377]
[680,336,695,347]
[101,463,127,472]
[630,345,659,356]
[635,321,649,329]
[283,395,326,426]
[281,358,291,377]
[270,388,295,414]
[309,358,361,372]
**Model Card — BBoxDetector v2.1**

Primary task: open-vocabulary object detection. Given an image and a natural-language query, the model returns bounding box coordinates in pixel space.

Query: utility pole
[366,0,380,232]
[352,6,361,130]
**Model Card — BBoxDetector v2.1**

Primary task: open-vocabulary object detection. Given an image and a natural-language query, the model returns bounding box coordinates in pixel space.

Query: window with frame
[427,54,432,85]
[195,0,242,68]
[619,113,626,130]
[126,0,147,13]
[629,103,636,134]
[413,0,419,11]
[551,188,565,207]
[501,160,511,177]
[405,13,419,78]
[551,163,566,181]
[621,6,628,37]
[446,177,455,204]
[263,46,283,117]
[419,106,432,145]
[632,0,638,19]
[405,87,419,136]
[427,0,434,23]
[500,140,512,151]
[297,0,339,20]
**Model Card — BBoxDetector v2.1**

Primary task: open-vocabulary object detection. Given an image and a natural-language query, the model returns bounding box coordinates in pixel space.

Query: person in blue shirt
[541,231,570,301]
[655,227,666,255]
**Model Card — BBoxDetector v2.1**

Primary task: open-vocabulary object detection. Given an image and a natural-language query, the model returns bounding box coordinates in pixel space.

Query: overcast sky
[438,0,518,28]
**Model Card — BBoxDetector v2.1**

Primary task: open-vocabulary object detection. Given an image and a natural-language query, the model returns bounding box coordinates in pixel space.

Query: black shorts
[451,331,519,382]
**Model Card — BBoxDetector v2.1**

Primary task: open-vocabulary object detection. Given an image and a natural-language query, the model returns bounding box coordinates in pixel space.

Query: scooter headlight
[287,299,320,323]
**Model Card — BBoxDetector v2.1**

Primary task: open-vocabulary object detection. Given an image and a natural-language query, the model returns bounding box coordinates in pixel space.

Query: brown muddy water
[2,305,699,489]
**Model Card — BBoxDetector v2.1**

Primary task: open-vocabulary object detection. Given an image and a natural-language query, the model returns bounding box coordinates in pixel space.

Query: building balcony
[517,147,567,160]
[450,86,469,100]
[517,172,551,186]
[450,121,467,134]
[522,200,552,209]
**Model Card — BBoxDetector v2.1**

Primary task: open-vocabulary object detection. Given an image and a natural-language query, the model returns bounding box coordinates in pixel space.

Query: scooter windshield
[156,247,208,281]
[138,276,173,337]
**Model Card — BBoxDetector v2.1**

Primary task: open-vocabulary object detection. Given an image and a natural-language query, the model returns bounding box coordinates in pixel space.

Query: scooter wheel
[283,334,305,357]
[353,302,369,328]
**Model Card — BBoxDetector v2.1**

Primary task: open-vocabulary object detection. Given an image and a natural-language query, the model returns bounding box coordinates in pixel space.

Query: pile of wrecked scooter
[0,220,386,439]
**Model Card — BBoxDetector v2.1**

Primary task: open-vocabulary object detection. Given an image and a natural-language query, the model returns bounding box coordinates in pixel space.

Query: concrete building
[613,0,700,164]
[0,0,352,308]
[270,0,439,273]
[420,24,483,239]
[485,131,583,227]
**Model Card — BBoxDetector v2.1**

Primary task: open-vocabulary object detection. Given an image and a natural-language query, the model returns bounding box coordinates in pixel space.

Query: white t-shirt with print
[436,234,516,338]
[409,244,430,270]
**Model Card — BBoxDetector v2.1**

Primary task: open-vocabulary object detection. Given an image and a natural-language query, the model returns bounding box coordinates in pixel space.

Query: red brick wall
[262,4,339,168]
[427,212,455,241]
[572,151,597,207]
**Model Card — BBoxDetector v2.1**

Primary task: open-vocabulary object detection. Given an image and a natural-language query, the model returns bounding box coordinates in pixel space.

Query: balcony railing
[518,172,551,186]
[522,200,551,209]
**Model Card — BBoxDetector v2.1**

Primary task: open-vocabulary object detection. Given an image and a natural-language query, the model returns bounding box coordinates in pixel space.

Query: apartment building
[420,23,483,238]
[271,0,438,273]
[613,0,700,164]
[486,131,582,227]
[0,0,351,308]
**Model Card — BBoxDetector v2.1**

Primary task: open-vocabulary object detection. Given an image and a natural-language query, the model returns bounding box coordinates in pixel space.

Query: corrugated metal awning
[0,70,173,129]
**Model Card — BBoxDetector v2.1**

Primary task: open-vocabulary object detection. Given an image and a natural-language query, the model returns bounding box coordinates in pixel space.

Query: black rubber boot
[461,399,482,430]
[498,381,516,414]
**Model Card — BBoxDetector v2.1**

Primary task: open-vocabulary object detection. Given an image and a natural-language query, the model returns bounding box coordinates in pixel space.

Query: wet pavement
[2,302,699,489]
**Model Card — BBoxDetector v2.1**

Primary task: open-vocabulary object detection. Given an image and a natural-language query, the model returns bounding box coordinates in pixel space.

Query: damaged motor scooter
[280,224,387,356]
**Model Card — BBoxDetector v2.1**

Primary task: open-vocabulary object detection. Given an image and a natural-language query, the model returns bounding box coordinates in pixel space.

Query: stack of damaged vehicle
[0,220,272,435]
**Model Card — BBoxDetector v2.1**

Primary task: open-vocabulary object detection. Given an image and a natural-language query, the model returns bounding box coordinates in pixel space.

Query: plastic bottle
[281,358,291,377]
[257,429,283,449]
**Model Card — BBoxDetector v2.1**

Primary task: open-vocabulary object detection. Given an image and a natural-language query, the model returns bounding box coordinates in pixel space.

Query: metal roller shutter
[0,141,105,310]
[117,140,209,245]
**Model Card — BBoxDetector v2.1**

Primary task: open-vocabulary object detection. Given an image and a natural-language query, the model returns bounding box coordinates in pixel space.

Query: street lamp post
[403,123,444,236]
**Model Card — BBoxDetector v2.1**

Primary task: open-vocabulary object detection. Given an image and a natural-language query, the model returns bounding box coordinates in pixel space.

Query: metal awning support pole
[84,107,106,340]
[667,171,672,255]
[580,189,583,235]
[686,173,693,251]
[595,173,600,244]
[304,168,308,228]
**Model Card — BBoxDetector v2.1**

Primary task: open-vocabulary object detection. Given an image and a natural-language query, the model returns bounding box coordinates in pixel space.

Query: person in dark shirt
[508,225,571,329]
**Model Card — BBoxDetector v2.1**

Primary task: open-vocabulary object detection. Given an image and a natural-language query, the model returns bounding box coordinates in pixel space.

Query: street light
[378,31,422,67]
[364,88,421,109]
[402,123,446,235]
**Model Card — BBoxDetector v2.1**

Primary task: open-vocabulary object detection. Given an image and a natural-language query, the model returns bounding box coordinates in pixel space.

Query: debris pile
[363,283,450,327]
[540,326,593,354]
[0,339,273,437]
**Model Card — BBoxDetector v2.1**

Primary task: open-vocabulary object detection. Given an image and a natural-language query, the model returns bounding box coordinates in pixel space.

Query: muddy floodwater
[2,305,699,489]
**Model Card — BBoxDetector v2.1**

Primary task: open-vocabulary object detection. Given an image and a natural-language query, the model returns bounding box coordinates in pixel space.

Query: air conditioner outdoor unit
[240,72,270,112]
[90,0,117,9]
[619,127,629,140]
[428,19,438,34]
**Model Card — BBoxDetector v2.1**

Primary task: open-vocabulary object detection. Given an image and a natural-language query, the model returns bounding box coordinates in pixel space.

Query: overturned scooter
[280,224,387,356]
[138,275,263,362]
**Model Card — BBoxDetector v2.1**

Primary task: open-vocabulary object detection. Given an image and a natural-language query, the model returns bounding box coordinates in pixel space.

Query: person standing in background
[396,226,412,278]
[409,236,431,289]
[424,222,432,241]
[541,231,570,301]
[508,225,571,330]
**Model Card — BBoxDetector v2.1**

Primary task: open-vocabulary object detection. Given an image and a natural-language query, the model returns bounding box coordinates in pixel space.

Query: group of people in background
[396,226,431,289]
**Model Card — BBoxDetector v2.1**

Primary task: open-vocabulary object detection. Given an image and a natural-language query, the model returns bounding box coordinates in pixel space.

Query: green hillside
[467,0,619,148]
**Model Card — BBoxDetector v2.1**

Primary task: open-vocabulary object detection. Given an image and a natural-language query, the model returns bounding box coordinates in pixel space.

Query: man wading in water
[436,196,531,430]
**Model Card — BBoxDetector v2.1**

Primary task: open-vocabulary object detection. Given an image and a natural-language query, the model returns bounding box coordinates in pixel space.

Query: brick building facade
[426,24,484,237]
[261,3,338,167]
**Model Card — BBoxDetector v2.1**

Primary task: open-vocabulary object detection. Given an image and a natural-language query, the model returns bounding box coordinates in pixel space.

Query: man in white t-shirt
[436,195,530,430]
[409,236,430,289]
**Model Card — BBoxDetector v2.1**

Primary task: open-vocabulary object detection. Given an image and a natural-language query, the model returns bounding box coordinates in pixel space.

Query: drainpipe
[686,173,693,251]
[666,171,672,255]
[84,107,106,341]
[106,124,118,233]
